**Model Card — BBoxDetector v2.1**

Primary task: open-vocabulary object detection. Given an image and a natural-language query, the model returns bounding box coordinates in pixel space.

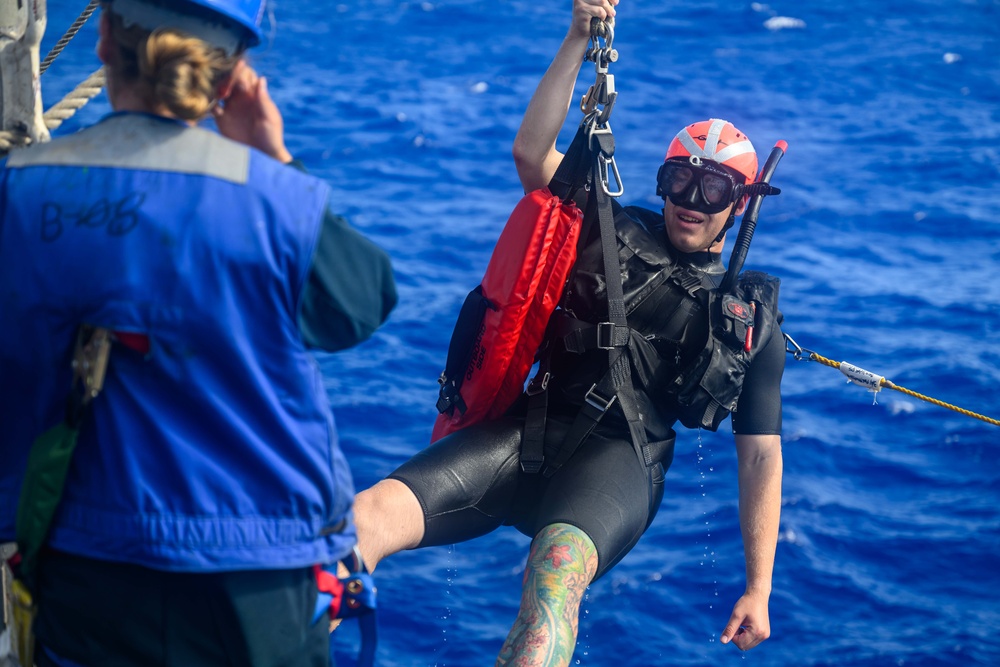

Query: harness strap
[314,546,378,667]
[520,352,551,474]
[542,355,620,476]
[548,120,593,203]
[519,121,595,473]
[543,133,652,476]
[560,320,631,353]
[675,270,710,297]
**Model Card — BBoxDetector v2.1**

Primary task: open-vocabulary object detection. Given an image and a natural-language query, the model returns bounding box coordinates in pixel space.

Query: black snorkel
[718,140,787,294]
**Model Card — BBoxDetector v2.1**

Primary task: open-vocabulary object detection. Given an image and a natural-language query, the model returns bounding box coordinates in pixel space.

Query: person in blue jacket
[0,1,396,665]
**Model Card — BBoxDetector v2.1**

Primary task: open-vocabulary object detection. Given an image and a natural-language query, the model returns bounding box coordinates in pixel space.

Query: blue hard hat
[112,0,265,49]
[184,0,264,46]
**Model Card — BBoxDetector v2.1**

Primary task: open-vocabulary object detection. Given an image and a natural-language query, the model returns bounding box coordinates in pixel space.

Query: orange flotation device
[431,187,582,442]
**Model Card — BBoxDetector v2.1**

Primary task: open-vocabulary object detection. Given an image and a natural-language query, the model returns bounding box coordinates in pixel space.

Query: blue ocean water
[36,1,1000,665]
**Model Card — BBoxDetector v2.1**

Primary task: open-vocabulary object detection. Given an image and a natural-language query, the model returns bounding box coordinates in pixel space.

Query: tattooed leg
[496,523,598,667]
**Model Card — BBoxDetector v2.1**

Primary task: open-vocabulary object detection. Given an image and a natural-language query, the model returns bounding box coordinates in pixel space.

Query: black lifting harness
[518,129,787,477]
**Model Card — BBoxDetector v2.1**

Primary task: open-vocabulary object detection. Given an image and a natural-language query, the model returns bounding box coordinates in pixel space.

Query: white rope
[0,130,31,154]
[1,67,105,156]
[42,67,106,132]
[1,0,106,158]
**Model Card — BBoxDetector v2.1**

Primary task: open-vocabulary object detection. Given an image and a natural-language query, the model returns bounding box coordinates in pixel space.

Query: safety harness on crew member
[432,19,786,475]
[523,129,786,476]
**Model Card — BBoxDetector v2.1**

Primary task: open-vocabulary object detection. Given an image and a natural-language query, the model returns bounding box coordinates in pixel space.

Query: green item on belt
[15,422,82,587]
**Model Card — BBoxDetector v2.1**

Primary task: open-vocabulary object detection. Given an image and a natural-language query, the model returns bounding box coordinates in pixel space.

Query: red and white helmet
[666,119,758,185]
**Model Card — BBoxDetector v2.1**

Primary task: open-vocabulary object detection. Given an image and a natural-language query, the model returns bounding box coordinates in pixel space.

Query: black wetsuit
[390,203,783,579]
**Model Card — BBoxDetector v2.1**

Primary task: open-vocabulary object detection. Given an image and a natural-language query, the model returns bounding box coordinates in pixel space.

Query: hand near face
[214,60,293,163]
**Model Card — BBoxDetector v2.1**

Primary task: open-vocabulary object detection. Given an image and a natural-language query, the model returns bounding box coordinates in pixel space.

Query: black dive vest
[543,205,781,440]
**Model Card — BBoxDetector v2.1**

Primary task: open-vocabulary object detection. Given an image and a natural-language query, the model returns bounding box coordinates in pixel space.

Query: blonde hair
[106,9,241,121]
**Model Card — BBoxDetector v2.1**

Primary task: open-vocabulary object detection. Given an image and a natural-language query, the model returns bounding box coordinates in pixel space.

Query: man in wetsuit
[354,1,783,664]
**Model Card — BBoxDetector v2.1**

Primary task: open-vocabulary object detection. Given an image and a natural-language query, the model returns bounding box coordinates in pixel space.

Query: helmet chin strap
[711,205,738,247]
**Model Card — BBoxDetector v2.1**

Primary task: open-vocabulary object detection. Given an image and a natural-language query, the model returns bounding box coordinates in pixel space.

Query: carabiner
[587,123,624,197]
[783,332,815,362]
[598,152,623,197]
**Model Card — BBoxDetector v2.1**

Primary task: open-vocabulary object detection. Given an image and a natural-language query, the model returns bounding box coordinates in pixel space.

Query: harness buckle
[526,372,550,396]
[596,322,616,349]
[583,383,616,412]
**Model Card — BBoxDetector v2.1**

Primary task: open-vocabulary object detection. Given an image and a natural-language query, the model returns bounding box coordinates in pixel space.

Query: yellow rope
[804,350,1000,427]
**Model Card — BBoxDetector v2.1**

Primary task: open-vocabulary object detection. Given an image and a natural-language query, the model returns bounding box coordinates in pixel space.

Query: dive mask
[656,156,747,215]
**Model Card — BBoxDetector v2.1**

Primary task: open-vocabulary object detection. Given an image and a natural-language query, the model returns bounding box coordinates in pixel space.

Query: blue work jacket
[0,113,357,571]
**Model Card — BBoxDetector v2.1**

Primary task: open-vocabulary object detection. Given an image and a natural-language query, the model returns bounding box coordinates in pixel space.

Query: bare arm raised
[512,0,619,192]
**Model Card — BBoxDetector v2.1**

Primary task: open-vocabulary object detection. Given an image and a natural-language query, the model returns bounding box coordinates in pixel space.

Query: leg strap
[315,546,378,667]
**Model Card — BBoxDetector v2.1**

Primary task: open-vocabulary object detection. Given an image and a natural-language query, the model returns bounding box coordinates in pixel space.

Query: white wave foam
[888,400,917,416]
[764,16,807,31]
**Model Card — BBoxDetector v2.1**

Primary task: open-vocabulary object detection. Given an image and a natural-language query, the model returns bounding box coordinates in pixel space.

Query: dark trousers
[33,550,329,667]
